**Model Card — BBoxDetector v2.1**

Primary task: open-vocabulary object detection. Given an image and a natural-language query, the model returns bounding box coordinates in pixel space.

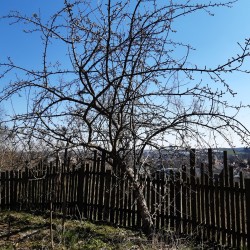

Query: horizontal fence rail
[0,149,249,248]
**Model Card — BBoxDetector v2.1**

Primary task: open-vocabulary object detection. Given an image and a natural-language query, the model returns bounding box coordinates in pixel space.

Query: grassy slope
[0,211,168,250]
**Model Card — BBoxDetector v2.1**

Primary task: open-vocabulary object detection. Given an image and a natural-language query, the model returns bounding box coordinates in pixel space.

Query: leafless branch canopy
[1,0,250,163]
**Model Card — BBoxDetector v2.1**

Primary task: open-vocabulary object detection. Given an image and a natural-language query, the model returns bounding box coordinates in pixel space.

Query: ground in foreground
[0,211,189,250]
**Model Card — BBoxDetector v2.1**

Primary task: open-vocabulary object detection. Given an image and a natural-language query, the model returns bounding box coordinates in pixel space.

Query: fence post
[77,164,84,217]
[219,151,226,245]
[208,148,215,242]
[98,150,106,221]
[175,171,181,235]
[245,178,250,249]
[83,163,90,219]
[1,171,6,210]
[223,151,231,246]
[190,148,196,233]
[104,169,111,221]
[169,170,175,230]
[109,160,116,224]
[240,172,246,246]
[229,166,236,247]
[182,165,187,234]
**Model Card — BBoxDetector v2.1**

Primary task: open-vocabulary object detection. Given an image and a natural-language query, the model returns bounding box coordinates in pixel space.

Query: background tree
[1,0,250,235]
[0,108,25,170]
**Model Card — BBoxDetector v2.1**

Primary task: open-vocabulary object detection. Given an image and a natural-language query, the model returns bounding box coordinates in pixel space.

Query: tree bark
[133,181,154,236]
[123,163,153,236]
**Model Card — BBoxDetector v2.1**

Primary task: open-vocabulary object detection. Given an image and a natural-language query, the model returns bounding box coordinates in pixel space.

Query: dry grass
[0,211,166,250]
[0,211,216,249]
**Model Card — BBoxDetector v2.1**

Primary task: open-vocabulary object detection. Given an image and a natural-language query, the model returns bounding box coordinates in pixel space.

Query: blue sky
[0,0,250,147]
[171,0,250,134]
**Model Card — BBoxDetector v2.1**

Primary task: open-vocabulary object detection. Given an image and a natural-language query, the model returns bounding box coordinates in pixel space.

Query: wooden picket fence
[0,149,250,248]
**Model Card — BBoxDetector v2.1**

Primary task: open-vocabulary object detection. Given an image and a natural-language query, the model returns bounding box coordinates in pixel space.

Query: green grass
[0,211,227,249]
[0,211,152,250]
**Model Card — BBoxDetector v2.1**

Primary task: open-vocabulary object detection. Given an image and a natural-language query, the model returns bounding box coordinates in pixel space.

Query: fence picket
[181,165,187,234]
[245,178,250,249]
[229,166,236,248]
[204,167,210,239]
[208,148,215,242]
[240,172,246,246]
[1,172,6,210]
[98,151,106,221]
[110,166,116,224]
[218,152,226,245]
[104,169,111,221]
[89,151,97,221]
[160,173,166,230]
[175,172,181,235]
[235,182,241,247]
[169,170,174,230]
[84,163,90,218]
[214,178,220,244]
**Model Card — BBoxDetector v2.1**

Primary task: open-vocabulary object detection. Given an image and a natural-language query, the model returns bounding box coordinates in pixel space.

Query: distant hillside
[217,147,250,155]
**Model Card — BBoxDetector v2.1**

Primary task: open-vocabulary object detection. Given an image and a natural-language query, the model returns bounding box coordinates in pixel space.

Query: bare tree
[0,113,27,170]
[1,0,250,235]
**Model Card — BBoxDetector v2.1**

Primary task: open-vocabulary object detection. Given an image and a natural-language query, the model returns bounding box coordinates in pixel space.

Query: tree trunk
[133,181,154,236]
[123,164,154,236]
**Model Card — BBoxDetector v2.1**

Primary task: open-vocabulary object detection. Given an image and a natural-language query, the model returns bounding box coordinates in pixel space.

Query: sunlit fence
[0,149,249,248]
